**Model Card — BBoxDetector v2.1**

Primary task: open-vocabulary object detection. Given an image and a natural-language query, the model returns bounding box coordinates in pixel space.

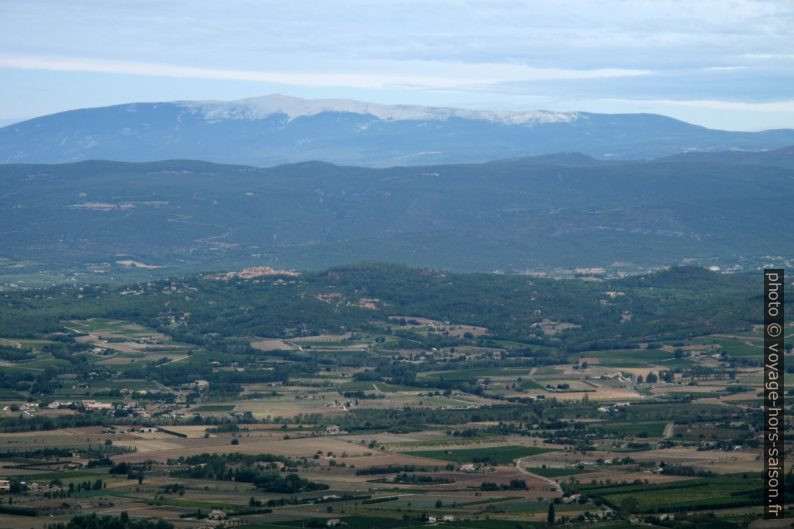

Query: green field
[192,404,236,412]
[525,466,590,478]
[585,349,694,368]
[519,378,545,390]
[420,367,529,382]
[579,476,759,512]
[692,337,762,358]
[404,445,554,464]
[595,421,667,437]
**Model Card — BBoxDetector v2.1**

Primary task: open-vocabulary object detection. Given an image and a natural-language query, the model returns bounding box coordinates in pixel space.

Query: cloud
[0,53,650,90]
[5,1,792,71]
[0,0,792,130]
[629,98,794,113]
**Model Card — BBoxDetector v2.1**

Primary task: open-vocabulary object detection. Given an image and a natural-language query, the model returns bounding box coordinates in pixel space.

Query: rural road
[663,422,674,439]
[515,456,562,494]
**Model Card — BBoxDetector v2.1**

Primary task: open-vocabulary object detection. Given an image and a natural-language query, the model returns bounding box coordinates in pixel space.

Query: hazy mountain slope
[0,153,792,276]
[2,95,794,166]
[659,145,794,169]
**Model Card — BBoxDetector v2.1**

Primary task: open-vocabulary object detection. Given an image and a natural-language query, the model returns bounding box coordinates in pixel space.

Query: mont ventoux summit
[3,93,794,166]
[1,94,793,277]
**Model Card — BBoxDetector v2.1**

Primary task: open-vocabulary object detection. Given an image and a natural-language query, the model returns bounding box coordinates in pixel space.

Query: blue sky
[0,0,792,130]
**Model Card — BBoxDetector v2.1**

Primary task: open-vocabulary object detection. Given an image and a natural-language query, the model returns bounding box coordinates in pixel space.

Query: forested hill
[0,151,792,280]
[0,263,761,354]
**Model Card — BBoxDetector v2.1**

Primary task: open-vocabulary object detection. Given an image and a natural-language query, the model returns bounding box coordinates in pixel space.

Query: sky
[0,0,793,131]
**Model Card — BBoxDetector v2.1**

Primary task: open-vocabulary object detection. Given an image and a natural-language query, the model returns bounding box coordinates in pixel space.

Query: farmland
[403,446,554,465]
[0,264,786,529]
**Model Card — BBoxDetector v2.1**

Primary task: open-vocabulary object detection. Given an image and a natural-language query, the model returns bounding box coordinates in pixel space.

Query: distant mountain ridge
[1,94,793,166]
[659,145,794,169]
[0,150,792,278]
[183,94,579,124]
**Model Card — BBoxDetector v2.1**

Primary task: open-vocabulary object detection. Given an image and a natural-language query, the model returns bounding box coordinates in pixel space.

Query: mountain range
[1,149,792,279]
[2,94,794,166]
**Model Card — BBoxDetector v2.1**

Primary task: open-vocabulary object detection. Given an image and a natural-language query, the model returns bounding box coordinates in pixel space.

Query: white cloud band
[0,53,649,90]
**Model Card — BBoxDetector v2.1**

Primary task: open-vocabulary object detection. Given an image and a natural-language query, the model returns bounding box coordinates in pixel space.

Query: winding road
[515,456,563,494]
